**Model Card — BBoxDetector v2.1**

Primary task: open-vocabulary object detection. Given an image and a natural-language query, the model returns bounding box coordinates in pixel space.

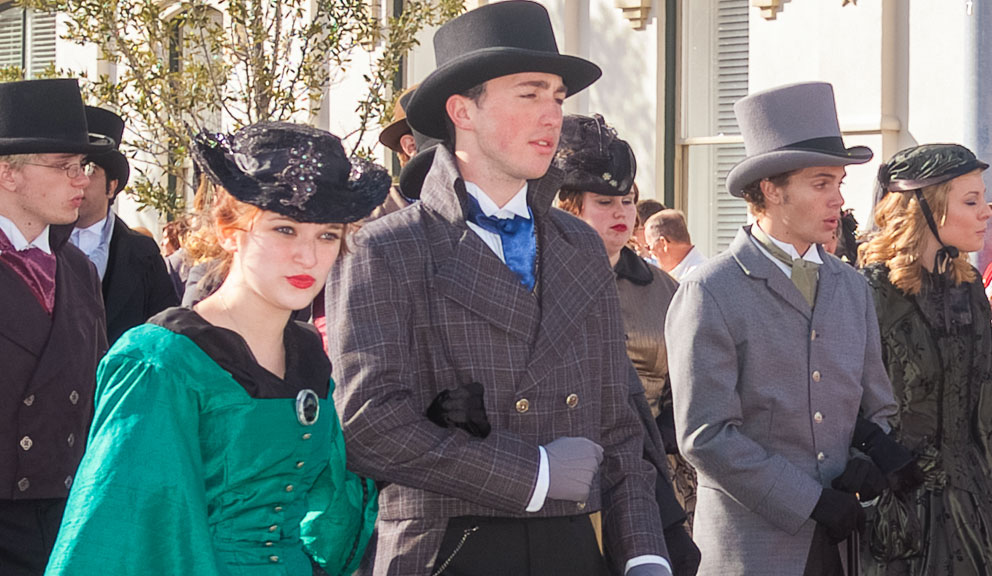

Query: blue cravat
[466,194,536,291]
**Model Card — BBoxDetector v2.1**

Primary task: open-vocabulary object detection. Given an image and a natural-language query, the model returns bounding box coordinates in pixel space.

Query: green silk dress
[45,311,377,576]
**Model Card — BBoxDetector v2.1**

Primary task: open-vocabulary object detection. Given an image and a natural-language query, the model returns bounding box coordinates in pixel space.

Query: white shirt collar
[755,223,823,265]
[0,213,51,254]
[464,181,531,220]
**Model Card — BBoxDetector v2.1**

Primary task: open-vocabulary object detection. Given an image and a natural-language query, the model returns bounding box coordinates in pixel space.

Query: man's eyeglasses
[23,161,94,179]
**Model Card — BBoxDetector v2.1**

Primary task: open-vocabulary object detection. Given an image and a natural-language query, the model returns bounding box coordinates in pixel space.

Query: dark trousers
[804,524,846,576]
[432,514,610,576]
[0,498,66,576]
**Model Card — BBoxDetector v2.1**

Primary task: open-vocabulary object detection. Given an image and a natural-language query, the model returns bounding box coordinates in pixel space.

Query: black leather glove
[663,523,700,576]
[426,381,491,438]
[832,457,887,502]
[810,488,865,544]
[851,417,924,495]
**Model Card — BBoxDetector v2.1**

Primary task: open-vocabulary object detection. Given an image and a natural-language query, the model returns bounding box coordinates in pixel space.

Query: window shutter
[27,9,56,77]
[0,7,24,70]
[712,0,749,252]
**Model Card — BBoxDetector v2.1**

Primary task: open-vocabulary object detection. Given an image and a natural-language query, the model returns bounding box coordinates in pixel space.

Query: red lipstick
[287,275,315,289]
[611,224,629,232]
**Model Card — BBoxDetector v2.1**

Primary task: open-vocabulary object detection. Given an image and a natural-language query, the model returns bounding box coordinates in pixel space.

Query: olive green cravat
[751,225,820,308]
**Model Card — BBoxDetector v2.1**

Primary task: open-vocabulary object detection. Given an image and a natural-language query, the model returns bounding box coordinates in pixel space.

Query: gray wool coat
[665,226,897,575]
[327,146,667,576]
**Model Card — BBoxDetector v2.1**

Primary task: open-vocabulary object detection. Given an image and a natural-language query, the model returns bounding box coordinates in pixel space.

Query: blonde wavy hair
[859,176,977,295]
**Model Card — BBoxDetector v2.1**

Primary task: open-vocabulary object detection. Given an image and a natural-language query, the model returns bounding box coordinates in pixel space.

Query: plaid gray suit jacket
[327,146,666,575]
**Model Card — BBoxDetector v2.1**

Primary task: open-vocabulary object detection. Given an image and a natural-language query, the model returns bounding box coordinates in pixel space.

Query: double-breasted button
[811,371,821,383]
[269,555,279,563]
[565,394,579,408]
[810,330,817,341]
[19,436,33,451]
[268,524,279,533]
[285,484,294,493]
[813,412,823,424]
[64,475,73,489]
[69,390,79,405]
[817,452,826,462]
[295,461,305,469]
[67,433,75,447]
[17,477,30,492]
[23,394,34,406]
[515,399,530,414]
[302,433,312,440]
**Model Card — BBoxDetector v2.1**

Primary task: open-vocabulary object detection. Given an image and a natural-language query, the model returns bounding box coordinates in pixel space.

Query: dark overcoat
[0,223,108,500]
[102,217,178,344]
[327,146,667,576]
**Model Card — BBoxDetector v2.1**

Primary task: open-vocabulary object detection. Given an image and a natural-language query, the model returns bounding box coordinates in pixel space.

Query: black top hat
[405,1,602,140]
[0,78,113,155]
[84,106,130,195]
[192,122,390,224]
[554,114,636,196]
[398,129,443,201]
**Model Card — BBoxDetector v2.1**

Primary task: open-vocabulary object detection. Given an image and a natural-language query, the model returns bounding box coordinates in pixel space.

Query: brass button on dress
[565,394,579,408]
[515,398,530,413]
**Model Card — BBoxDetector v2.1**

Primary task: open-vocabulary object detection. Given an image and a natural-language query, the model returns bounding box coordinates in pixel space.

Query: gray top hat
[725,82,873,198]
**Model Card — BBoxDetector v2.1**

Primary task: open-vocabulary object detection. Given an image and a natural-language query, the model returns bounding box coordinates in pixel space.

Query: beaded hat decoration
[192,121,390,224]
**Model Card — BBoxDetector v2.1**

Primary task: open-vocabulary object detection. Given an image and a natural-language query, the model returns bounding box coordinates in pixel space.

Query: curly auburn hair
[859,175,978,295]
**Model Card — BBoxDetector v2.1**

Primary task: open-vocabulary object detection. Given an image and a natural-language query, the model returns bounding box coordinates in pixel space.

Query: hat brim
[726,146,873,198]
[192,133,390,224]
[0,134,115,156]
[406,48,602,139]
[378,118,412,153]
[398,145,438,201]
[87,150,130,194]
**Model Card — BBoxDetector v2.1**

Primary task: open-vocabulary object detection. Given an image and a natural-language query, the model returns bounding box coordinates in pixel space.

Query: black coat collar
[614,246,653,286]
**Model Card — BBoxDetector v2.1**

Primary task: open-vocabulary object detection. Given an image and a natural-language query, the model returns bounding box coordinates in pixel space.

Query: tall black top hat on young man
[0,78,113,155]
[192,122,390,223]
[405,0,602,140]
[725,82,873,198]
[554,114,636,196]
[84,106,130,195]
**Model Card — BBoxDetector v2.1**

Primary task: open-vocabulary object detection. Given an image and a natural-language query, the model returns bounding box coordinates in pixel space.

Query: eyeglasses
[23,161,92,179]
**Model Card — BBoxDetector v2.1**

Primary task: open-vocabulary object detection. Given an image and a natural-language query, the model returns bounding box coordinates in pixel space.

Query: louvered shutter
[0,7,23,69]
[712,0,748,251]
[27,10,56,77]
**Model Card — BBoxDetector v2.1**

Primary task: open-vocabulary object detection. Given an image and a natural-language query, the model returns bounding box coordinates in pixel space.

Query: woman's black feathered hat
[554,114,636,196]
[192,122,390,223]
